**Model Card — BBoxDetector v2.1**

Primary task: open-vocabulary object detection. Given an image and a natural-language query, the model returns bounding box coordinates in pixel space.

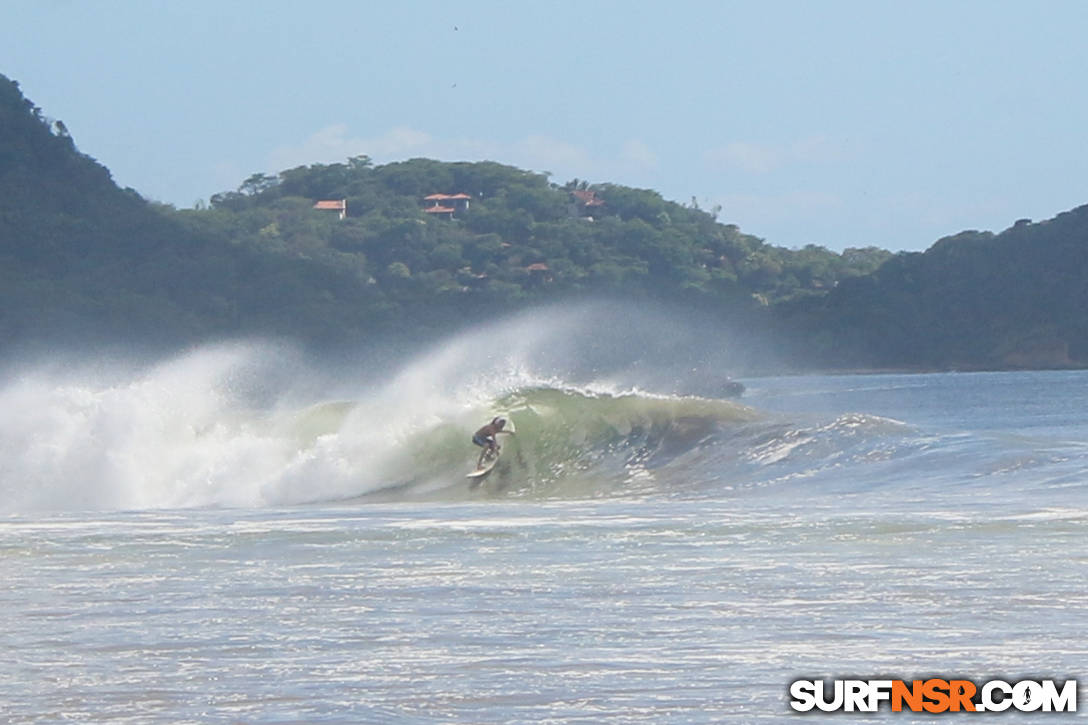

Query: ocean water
[1,332,1086,722]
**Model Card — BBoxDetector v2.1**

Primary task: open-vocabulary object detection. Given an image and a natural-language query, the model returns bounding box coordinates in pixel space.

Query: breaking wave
[1,304,967,512]
[0,337,932,513]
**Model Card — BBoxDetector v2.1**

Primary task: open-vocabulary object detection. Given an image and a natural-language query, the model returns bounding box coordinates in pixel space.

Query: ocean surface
[1,336,1086,722]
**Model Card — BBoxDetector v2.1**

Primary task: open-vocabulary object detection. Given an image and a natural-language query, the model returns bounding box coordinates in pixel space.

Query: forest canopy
[190,154,892,314]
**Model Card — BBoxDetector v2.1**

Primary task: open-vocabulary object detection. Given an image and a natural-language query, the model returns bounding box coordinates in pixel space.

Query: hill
[180,158,890,322]
[0,71,888,350]
[778,209,1088,369]
[3,71,1087,372]
[0,74,388,347]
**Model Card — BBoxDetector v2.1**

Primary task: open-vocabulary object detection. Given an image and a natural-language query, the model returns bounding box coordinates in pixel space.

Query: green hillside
[0,72,886,348]
[181,157,889,321]
[0,74,387,345]
[779,210,1088,369]
[3,70,1086,371]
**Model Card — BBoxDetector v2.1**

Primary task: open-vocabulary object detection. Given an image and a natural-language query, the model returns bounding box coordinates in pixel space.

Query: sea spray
[0,338,761,511]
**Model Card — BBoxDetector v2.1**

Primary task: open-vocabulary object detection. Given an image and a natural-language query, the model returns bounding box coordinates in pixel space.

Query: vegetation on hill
[182,155,891,320]
[0,71,888,347]
[0,74,387,345]
[2,71,1086,371]
[779,209,1088,369]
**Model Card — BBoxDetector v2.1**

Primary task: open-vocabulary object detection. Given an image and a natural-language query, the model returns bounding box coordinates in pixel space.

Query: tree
[239,173,279,197]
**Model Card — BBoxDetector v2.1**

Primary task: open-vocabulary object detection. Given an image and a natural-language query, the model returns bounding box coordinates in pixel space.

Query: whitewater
[2,308,1086,722]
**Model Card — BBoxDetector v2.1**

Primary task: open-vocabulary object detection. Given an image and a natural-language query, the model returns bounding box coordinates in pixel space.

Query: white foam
[0,323,554,511]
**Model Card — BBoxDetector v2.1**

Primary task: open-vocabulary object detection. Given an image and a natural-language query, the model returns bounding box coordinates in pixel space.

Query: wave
[18,299,1070,512]
[0,337,937,512]
[352,385,760,502]
[0,340,749,511]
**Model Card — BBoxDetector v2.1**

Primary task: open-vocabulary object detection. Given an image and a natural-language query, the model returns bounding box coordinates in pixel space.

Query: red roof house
[313,199,347,219]
[423,192,471,215]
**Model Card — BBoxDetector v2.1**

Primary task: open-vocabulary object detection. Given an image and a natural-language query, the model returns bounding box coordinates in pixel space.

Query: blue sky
[3,0,1087,252]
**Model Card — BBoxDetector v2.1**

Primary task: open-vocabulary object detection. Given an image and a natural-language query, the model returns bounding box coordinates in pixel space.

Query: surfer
[472,417,512,467]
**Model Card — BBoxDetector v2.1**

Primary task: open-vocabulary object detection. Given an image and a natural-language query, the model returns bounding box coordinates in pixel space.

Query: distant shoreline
[745,363,1088,379]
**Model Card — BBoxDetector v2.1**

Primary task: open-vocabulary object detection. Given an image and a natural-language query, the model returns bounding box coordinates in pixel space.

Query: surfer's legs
[476,445,497,467]
[472,433,490,467]
[478,444,497,467]
[472,433,497,467]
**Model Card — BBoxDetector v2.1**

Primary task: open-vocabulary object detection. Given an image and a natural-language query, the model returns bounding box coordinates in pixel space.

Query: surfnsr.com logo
[789,678,1077,713]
